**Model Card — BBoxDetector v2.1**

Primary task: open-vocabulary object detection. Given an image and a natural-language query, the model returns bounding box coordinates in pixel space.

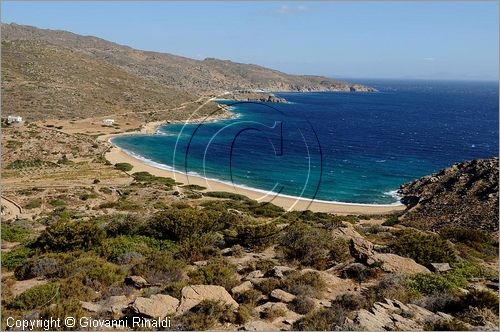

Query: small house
[103,119,115,126]
[7,115,23,124]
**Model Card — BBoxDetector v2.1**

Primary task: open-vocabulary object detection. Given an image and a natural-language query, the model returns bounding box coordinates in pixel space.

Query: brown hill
[2,39,194,121]
[2,23,374,94]
[399,158,499,234]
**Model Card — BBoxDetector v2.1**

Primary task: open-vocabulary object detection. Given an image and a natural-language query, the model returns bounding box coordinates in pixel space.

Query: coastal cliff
[399,157,499,234]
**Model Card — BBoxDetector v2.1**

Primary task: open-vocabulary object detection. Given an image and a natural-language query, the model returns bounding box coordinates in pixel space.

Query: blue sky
[2,1,498,80]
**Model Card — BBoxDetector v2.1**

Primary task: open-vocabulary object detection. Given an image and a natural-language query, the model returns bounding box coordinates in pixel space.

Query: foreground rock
[354,298,453,331]
[131,294,179,318]
[367,253,430,274]
[270,289,296,303]
[81,296,131,318]
[176,285,238,314]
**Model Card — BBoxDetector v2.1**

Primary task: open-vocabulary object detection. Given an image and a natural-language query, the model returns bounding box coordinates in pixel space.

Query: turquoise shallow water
[112,80,498,204]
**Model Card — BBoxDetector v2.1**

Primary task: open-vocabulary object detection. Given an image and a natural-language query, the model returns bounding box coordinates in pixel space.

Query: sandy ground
[105,146,405,215]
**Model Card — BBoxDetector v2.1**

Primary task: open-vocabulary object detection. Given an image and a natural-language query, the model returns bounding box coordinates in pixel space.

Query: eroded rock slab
[176,285,238,314]
[131,294,179,318]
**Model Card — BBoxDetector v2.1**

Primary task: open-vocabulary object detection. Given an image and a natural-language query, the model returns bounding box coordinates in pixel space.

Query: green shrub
[146,208,225,241]
[131,171,176,187]
[365,274,418,304]
[79,192,98,200]
[382,213,400,226]
[182,184,207,190]
[280,223,350,270]
[1,224,31,242]
[204,191,249,200]
[293,304,347,331]
[332,293,369,311]
[451,261,495,279]
[459,289,499,313]
[261,306,286,320]
[102,214,143,237]
[288,297,316,314]
[131,252,185,284]
[406,273,458,296]
[49,199,67,207]
[255,278,282,295]
[9,282,60,310]
[391,229,456,265]
[282,271,325,297]
[178,300,235,330]
[233,221,279,249]
[425,318,469,331]
[234,289,262,307]
[176,233,222,263]
[24,198,42,209]
[15,253,75,280]
[41,299,85,330]
[2,245,33,270]
[341,263,379,284]
[459,307,499,327]
[37,219,105,252]
[441,227,490,245]
[188,258,238,291]
[98,235,172,263]
[235,304,253,324]
[58,276,96,302]
[114,162,133,172]
[62,256,124,290]
[57,155,74,165]
[99,187,113,194]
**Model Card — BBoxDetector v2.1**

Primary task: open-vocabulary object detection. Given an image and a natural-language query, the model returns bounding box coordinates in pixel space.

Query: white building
[7,116,23,124]
[103,119,115,126]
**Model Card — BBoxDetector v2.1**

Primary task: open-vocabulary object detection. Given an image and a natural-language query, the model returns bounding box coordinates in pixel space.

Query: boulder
[131,294,179,318]
[270,289,295,303]
[80,301,101,313]
[430,263,451,273]
[354,298,451,331]
[367,253,430,274]
[254,301,289,315]
[332,223,364,240]
[176,285,238,314]
[243,270,265,280]
[349,237,374,263]
[231,281,253,294]
[242,320,279,331]
[266,266,293,279]
[125,275,149,288]
[81,296,131,318]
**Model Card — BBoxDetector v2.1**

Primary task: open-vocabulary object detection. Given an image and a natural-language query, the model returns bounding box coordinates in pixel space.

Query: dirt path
[1,195,23,219]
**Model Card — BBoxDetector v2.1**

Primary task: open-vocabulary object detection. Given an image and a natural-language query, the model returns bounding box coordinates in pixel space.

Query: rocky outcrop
[176,285,238,314]
[125,275,149,288]
[399,158,499,235]
[80,296,131,318]
[350,236,374,263]
[354,298,453,331]
[131,294,179,319]
[367,253,430,274]
[270,289,296,303]
[223,91,288,103]
[231,281,253,294]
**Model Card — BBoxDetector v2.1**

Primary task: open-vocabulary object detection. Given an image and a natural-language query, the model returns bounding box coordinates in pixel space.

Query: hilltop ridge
[2,23,374,96]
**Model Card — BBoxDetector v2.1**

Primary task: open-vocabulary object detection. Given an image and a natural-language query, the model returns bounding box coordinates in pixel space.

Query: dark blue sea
[111,80,498,204]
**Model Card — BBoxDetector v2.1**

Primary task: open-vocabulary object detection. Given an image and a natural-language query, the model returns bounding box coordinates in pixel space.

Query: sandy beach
[105,144,405,215]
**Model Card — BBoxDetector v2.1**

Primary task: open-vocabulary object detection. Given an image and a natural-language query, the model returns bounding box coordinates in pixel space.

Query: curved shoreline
[104,141,405,214]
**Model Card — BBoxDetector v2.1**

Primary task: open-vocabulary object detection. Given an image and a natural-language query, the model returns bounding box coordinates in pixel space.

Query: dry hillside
[1,40,195,121]
[2,23,374,95]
